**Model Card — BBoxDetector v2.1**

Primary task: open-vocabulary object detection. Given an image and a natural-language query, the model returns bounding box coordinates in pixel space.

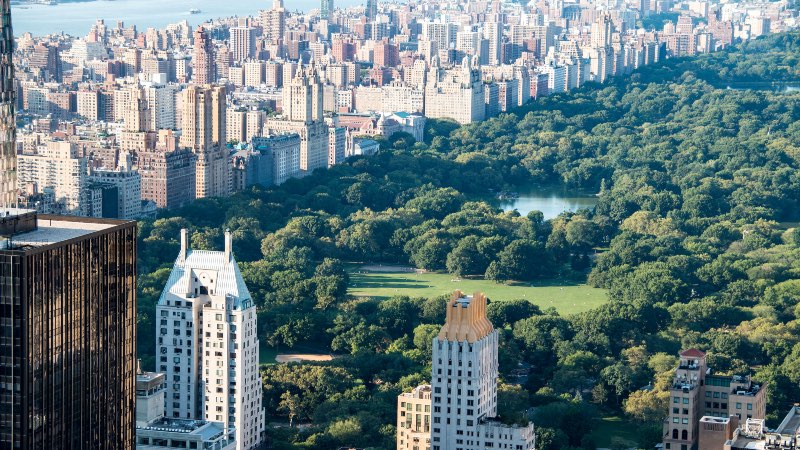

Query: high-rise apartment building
[266,63,329,172]
[139,130,197,210]
[366,0,378,21]
[155,229,265,450]
[180,85,230,198]
[0,211,137,450]
[662,349,767,450]
[400,291,536,450]
[17,141,91,215]
[261,0,286,43]
[321,0,333,20]
[193,26,215,85]
[397,385,432,450]
[424,57,486,124]
[88,152,142,220]
[230,24,256,63]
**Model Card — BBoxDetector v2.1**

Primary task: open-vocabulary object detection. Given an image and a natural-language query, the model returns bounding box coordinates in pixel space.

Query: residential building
[193,26,215,85]
[138,130,197,210]
[180,85,230,198]
[135,370,236,450]
[155,229,265,450]
[425,57,486,124]
[424,291,536,450]
[397,385,432,450]
[89,152,142,219]
[17,141,90,215]
[252,133,301,185]
[662,349,768,450]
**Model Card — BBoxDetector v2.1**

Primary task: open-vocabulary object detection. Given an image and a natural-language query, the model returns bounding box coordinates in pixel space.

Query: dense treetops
[137,32,800,449]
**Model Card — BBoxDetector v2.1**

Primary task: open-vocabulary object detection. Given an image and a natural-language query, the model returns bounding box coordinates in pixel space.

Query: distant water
[497,188,599,220]
[12,0,363,37]
[723,82,800,93]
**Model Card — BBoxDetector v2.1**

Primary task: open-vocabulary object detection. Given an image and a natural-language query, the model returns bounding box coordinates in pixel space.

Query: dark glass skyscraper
[0,0,16,207]
[0,3,137,449]
[0,213,138,450]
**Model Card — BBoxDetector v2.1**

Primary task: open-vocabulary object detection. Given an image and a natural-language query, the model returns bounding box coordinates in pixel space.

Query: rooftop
[0,211,127,250]
[680,348,706,358]
[136,418,232,442]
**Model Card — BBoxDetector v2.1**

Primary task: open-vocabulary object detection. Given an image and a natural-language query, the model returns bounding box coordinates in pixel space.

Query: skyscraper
[229,24,256,62]
[401,291,536,450]
[266,63,329,172]
[321,0,333,19]
[193,26,215,85]
[180,85,230,198]
[366,0,378,21]
[0,0,15,207]
[156,229,265,450]
[0,212,138,449]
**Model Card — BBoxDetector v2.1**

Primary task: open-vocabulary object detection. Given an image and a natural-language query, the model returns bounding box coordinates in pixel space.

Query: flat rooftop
[10,218,116,247]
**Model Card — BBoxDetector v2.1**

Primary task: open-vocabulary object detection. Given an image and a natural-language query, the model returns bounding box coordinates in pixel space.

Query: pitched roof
[680,348,706,358]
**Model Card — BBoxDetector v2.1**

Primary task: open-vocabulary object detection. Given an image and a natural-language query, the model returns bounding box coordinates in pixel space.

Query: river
[12,0,363,37]
[496,188,599,220]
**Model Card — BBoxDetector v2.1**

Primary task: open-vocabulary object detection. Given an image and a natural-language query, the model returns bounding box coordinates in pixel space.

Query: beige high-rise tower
[181,85,230,198]
[0,0,16,207]
[193,26,215,85]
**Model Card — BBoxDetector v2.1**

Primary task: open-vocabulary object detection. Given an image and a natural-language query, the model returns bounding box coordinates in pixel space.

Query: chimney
[224,229,232,262]
[180,228,188,262]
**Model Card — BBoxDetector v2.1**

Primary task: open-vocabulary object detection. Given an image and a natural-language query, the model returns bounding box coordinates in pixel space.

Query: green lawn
[348,268,607,315]
[590,415,641,448]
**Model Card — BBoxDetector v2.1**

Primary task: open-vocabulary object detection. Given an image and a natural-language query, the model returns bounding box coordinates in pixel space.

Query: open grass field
[589,415,642,448]
[348,266,607,315]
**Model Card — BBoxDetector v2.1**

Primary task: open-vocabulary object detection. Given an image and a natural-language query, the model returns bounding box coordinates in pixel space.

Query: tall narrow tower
[193,26,215,85]
[0,0,16,207]
[321,0,333,19]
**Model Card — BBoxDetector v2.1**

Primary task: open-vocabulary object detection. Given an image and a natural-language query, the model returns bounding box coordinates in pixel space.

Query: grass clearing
[348,266,607,315]
[590,415,641,448]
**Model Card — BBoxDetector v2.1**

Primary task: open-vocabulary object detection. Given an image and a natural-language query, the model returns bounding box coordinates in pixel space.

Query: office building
[400,291,536,450]
[662,349,767,450]
[155,229,265,450]
[0,211,137,450]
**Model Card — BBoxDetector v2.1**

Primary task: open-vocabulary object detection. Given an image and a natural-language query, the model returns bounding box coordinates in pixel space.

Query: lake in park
[496,188,599,219]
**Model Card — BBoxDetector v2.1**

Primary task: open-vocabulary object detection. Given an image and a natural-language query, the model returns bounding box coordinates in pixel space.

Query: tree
[565,216,602,250]
[624,389,669,423]
[488,240,553,282]
[601,362,635,405]
[413,324,441,357]
[497,384,530,425]
[487,299,542,328]
[278,391,301,427]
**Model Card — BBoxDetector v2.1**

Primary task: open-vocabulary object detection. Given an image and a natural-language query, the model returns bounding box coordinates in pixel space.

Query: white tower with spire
[156,229,265,450]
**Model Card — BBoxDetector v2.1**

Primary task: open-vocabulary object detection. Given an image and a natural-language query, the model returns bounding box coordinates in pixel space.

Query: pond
[495,188,599,220]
